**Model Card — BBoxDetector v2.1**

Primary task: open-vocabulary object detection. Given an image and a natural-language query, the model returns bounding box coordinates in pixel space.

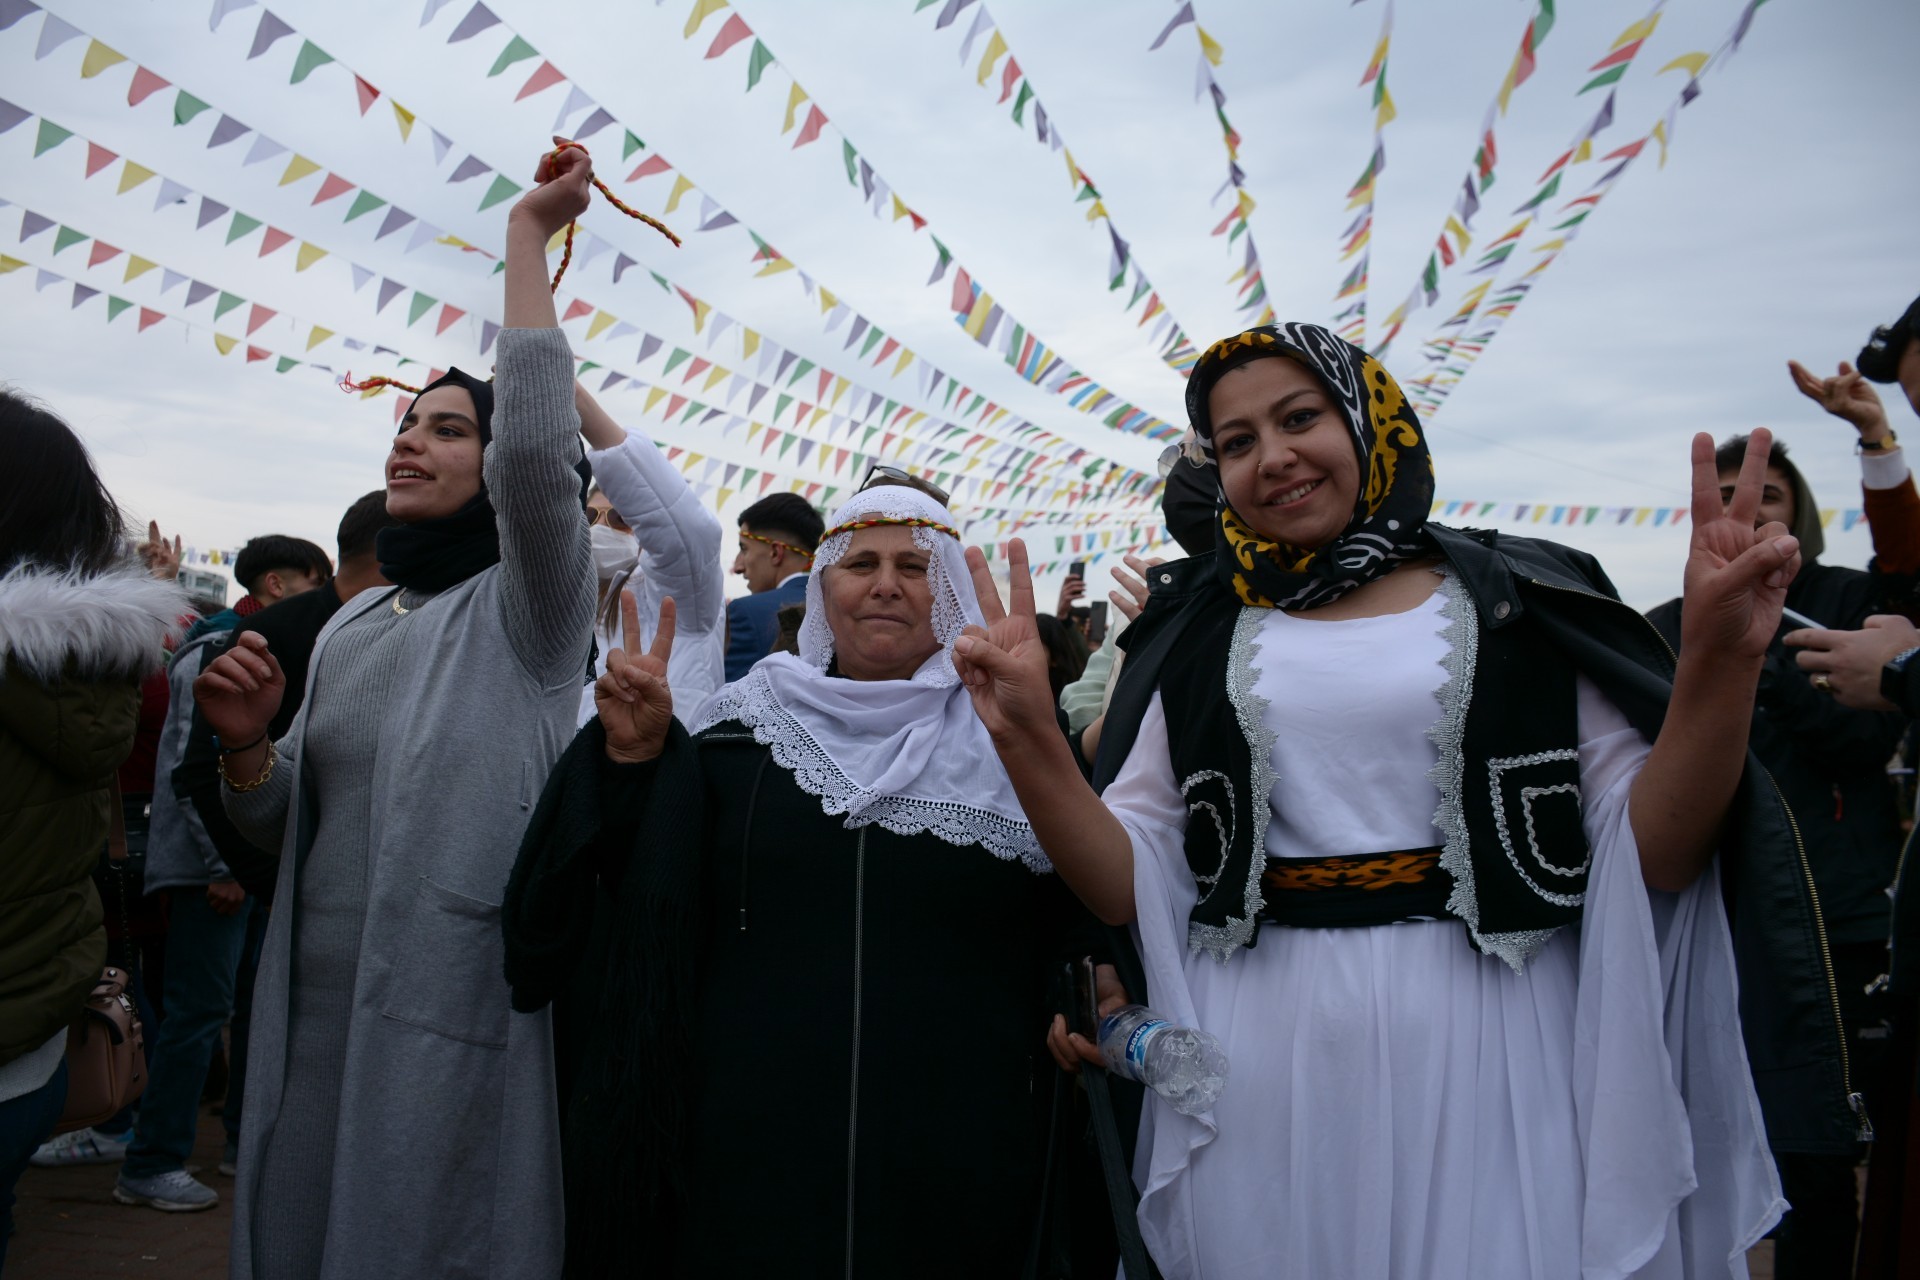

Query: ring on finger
[1811,673,1835,693]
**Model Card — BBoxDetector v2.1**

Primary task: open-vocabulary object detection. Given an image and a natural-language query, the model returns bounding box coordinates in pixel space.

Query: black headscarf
[376,367,594,593]
[1184,322,1435,612]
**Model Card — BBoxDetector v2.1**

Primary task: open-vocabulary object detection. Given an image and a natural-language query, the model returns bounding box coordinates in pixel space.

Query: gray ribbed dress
[224,328,593,1280]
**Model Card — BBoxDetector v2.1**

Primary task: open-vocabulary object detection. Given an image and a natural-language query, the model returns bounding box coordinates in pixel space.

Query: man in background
[182,535,332,643]
[724,493,823,681]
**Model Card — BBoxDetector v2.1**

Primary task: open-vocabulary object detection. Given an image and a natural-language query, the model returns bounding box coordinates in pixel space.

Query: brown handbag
[54,965,147,1135]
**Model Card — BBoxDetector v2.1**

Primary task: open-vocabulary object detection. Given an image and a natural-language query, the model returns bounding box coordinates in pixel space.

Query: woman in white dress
[953,323,1856,1278]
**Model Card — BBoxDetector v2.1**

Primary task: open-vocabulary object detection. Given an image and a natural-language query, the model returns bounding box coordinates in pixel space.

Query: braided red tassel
[545,139,682,293]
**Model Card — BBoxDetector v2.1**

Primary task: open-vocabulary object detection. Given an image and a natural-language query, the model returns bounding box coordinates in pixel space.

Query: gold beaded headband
[739,529,815,561]
[820,515,963,543]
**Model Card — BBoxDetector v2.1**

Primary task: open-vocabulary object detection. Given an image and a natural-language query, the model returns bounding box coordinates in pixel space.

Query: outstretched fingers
[619,588,642,658]
[965,546,1008,624]
[1006,538,1036,621]
[649,596,676,667]
[1723,426,1773,530]
[1687,432,1724,530]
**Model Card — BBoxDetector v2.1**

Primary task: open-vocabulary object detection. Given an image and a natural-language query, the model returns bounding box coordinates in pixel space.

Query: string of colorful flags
[1431,499,1870,532]
[1147,1,1277,327]
[1332,1,1395,348]
[911,0,1204,376]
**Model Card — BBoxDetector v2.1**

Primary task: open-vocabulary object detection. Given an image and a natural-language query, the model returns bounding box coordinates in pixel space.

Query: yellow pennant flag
[1226,265,1247,284]
[664,174,695,215]
[894,347,915,377]
[808,408,827,428]
[988,407,1009,427]
[741,329,761,359]
[546,228,568,253]
[818,287,838,314]
[905,410,925,430]
[975,30,1007,85]
[684,0,728,38]
[124,255,158,282]
[1237,189,1257,218]
[307,326,334,351]
[1340,228,1370,261]
[716,486,735,507]
[1651,118,1670,167]
[0,255,27,274]
[1613,12,1663,48]
[1062,147,1078,190]
[586,310,617,340]
[295,242,327,272]
[1660,51,1708,78]
[782,83,807,133]
[703,364,729,393]
[1444,215,1472,251]
[1633,508,1652,526]
[1084,200,1107,223]
[755,257,795,277]
[1533,239,1566,253]
[213,333,239,356]
[359,385,386,400]
[689,298,711,332]
[747,421,765,443]
[117,161,156,195]
[80,40,126,79]
[644,386,669,414]
[1375,85,1397,129]
[1572,137,1593,164]
[280,154,321,186]
[1819,509,1837,528]
[1197,26,1224,66]
[392,101,416,141]
[830,375,848,404]
[964,290,996,339]
[890,193,913,222]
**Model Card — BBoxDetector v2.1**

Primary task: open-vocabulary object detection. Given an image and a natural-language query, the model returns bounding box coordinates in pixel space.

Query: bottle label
[1121,1018,1170,1077]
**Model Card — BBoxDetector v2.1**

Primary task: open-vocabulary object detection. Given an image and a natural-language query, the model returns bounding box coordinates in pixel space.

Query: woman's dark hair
[336,489,400,564]
[1034,613,1089,703]
[0,386,126,576]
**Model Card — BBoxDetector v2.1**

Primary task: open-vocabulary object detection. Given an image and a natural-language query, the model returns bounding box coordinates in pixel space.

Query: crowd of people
[3,145,1919,1279]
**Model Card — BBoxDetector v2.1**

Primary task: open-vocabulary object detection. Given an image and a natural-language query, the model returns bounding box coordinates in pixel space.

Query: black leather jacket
[1093,525,1864,1157]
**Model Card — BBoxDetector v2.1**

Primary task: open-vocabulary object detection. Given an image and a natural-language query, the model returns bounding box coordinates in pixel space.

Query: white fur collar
[0,561,188,682]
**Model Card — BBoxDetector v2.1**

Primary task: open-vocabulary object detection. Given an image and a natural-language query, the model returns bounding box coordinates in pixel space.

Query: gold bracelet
[218,740,277,794]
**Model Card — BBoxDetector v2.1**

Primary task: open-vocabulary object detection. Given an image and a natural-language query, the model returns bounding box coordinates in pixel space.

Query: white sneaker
[113,1168,220,1212]
[30,1126,132,1167]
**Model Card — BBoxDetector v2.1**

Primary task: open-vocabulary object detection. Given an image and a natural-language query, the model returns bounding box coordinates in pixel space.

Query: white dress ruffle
[1104,600,1782,1279]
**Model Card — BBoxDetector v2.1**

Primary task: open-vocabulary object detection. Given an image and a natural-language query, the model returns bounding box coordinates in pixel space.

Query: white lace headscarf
[691,486,1046,871]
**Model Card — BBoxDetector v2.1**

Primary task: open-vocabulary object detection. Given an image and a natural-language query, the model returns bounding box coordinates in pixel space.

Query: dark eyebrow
[402,409,478,429]
[1213,388,1316,437]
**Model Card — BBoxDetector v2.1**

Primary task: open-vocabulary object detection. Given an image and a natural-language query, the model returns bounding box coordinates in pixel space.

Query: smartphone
[1069,559,1086,580]
[1780,605,1824,631]
[1069,956,1100,1038]
[1087,600,1109,645]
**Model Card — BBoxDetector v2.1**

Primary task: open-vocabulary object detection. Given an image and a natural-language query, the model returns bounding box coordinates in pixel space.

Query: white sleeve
[1860,445,1910,491]
[587,426,725,640]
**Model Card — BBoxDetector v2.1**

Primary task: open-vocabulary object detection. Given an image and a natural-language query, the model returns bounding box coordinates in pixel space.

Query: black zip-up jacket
[1091,525,1863,1159]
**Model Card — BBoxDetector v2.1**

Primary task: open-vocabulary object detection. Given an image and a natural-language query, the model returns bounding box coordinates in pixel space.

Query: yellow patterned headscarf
[1185,323,1434,611]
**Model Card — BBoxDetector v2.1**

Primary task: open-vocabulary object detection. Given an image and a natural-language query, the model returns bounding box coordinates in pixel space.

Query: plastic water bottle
[1097,1005,1229,1116]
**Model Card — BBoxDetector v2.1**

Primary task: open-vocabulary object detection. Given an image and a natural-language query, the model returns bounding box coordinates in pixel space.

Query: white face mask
[591,522,639,581]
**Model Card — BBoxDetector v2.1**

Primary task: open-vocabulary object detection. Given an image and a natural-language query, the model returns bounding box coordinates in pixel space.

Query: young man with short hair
[724,493,824,681]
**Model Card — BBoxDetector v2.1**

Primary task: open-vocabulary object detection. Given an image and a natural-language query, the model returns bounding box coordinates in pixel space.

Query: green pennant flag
[746,40,774,91]
[622,130,645,160]
[1011,80,1034,125]
[966,393,985,415]
[915,0,941,10]
[290,41,335,84]
[106,296,133,322]
[1513,171,1562,213]
[478,175,521,211]
[680,401,704,424]
[226,212,263,244]
[1530,0,1556,47]
[52,226,87,255]
[174,91,212,126]
[275,356,298,373]
[861,426,879,448]
[842,140,859,186]
[34,119,73,156]
[789,359,814,386]
[488,35,538,77]
[408,291,437,325]
[1551,210,1590,230]
[1579,64,1626,94]
[774,392,793,421]
[663,348,692,376]
[741,468,757,486]
[779,432,798,458]
[578,360,602,374]
[1128,275,1152,308]
[649,271,669,290]
[344,190,387,222]
[215,292,245,320]
[860,326,884,358]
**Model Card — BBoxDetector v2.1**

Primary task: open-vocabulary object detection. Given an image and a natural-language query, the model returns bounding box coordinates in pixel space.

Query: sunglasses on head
[859,463,950,507]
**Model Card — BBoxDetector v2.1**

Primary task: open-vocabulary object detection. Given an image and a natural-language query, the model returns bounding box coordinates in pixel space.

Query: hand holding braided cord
[543,138,682,292]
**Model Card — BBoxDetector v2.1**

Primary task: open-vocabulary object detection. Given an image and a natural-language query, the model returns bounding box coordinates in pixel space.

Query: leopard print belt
[1256,847,1452,930]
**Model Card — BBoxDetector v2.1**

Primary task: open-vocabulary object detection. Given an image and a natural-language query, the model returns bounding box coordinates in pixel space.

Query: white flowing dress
[1103,578,1784,1280]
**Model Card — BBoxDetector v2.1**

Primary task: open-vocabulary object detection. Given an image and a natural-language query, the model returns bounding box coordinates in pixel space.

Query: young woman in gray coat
[193,149,600,1280]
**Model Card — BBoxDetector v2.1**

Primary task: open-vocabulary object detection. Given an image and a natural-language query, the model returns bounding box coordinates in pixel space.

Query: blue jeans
[0,1058,68,1273]
[123,891,252,1180]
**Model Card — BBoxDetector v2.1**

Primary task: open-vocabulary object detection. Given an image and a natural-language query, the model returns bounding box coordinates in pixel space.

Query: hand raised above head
[597,590,675,763]
[510,141,593,240]
[953,539,1058,746]
[1787,359,1889,438]
[1680,428,1800,667]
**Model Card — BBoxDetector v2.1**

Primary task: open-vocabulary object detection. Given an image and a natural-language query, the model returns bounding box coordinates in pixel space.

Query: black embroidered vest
[1157,573,1589,972]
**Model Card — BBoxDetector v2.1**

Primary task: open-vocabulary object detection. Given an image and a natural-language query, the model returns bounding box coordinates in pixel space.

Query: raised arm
[1631,430,1801,891]
[953,541,1137,923]
[492,148,598,684]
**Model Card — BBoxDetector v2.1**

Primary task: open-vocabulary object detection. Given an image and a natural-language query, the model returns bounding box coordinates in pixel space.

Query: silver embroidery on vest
[1189,606,1277,961]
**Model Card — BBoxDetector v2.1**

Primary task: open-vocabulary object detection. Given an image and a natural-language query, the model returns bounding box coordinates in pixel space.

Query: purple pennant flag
[1033,101,1048,144]
[574,107,615,140]
[1208,81,1227,111]
[160,269,188,294]
[374,345,398,357]
[611,252,636,284]
[247,10,294,59]
[634,334,663,365]
[0,1,40,33]
[34,268,61,291]
[957,8,992,63]
[1732,0,1758,49]
[1592,159,1630,187]
[843,316,868,350]
[747,384,769,414]
[350,263,374,290]
[207,114,250,148]
[775,350,797,383]
[858,159,874,200]
[600,371,625,392]
[0,98,26,134]
[1457,174,1480,226]
[376,278,405,312]
[1148,2,1194,51]
[449,155,491,182]
[19,210,52,240]
[1680,78,1701,106]
[405,220,441,252]
[209,0,256,31]
[196,197,229,229]
[480,319,500,354]
[553,85,592,133]
[185,280,216,307]
[243,134,287,166]
[420,0,456,25]
[699,209,737,232]
[375,207,415,239]
[1588,89,1615,136]
[34,12,80,58]
[446,2,498,42]
[154,179,192,210]
[933,0,976,29]
[430,130,452,164]
[71,283,99,308]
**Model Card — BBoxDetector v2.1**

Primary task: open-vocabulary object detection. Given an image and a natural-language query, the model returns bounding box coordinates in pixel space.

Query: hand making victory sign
[952,539,1062,745]
[1680,426,1801,664]
[596,590,676,764]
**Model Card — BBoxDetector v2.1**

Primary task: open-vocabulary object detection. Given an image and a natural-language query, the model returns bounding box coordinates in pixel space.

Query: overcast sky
[3,0,1916,609]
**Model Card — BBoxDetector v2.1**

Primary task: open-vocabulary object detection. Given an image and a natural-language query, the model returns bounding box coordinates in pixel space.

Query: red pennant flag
[128,66,170,107]
[394,396,412,425]
[137,306,164,332]
[685,357,711,384]
[246,345,270,363]
[804,482,821,501]
[1436,237,1455,268]
[904,209,926,231]
[1600,138,1647,162]
[949,266,973,316]
[354,75,380,115]
[874,337,898,365]
[705,13,752,59]
[561,298,593,322]
[516,61,565,101]
[88,241,122,268]
[436,304,466,335]
[817,369,833,400]
[666,393,687,418]
[246,304,277,334]
[258,227,294,257]
[626,154,671,182]
[1589,40,1642,72]
[428,368,447,385]
[313,173,355,204]
[1208,207,1239,237]
[998,57,1021,104]
[791,104,827,149]
[85,142,118,178]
